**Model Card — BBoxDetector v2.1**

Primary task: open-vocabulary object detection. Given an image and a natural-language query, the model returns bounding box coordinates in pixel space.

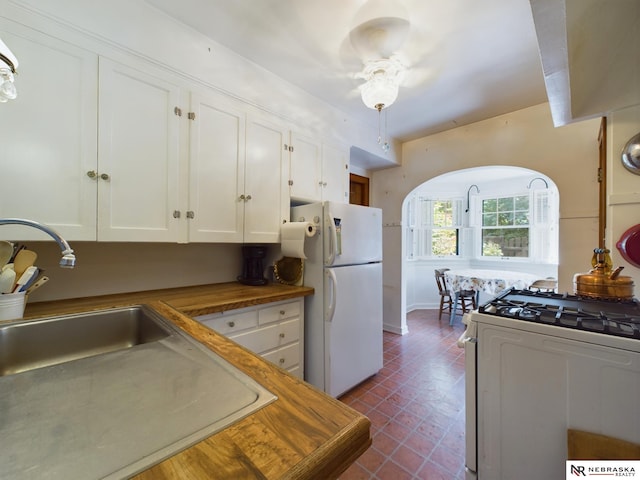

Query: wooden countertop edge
[279,417,372,480]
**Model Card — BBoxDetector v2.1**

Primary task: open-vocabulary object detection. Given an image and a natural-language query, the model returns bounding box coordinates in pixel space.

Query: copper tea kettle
[573,248,635,300]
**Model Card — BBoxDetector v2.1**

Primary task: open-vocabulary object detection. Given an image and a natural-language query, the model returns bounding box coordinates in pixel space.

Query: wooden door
[349,174,370,206]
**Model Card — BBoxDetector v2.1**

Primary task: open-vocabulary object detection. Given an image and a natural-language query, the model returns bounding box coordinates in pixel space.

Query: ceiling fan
[344,3,433,112]
[341,1,433,151]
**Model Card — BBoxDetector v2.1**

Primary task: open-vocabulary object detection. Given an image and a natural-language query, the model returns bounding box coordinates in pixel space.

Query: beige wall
[372,103,601,333]
[24,242,246,302]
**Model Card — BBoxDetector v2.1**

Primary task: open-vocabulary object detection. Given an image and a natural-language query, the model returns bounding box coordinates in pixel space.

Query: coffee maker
[237,245,268,286]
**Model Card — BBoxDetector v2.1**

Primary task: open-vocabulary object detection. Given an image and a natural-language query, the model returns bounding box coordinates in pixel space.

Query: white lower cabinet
[195,299,304,378]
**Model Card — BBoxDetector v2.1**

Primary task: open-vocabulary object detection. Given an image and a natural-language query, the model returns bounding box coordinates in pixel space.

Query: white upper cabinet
[244,114,288,243]
[98,58,287,244]
[289,132,322,202]
[0,17,329,244]
[0,22,98,241]
[97,57,183,242]
[321,142,350,204]
[188,92,245,243]
[288,132,349,204]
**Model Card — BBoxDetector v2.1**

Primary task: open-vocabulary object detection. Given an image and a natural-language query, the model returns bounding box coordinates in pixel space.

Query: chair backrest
[434,268,450,294]
[529,277,557,292]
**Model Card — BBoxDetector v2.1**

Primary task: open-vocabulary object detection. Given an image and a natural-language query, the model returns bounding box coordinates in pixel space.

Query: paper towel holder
[287,216,320,235]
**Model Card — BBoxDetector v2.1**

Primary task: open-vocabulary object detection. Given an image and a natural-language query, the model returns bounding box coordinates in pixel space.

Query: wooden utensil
[0,241,13,269]
[13,249,37,280]
[25,275,49,295]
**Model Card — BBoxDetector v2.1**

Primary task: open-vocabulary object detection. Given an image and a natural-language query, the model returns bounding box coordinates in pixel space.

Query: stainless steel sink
[0,306,169,376]
[0,305,277,480]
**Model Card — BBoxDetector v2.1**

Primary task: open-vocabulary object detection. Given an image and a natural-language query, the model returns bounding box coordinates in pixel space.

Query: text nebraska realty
[571,465,636,477]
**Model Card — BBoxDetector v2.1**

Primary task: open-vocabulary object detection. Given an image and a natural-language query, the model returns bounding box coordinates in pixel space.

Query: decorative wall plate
[616,224,640,268]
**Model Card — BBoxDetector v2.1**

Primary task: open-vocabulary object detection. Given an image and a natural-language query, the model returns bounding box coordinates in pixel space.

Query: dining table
[444,268,540,325]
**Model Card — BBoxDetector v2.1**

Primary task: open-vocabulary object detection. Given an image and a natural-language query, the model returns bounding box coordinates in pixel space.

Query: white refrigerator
[291,201,383,397]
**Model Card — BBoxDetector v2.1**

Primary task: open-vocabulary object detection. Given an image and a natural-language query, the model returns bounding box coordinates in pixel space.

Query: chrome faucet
[0,218,76,268]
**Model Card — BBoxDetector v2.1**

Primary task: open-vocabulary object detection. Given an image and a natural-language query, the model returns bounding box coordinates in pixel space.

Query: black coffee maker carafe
[238,245,268,285]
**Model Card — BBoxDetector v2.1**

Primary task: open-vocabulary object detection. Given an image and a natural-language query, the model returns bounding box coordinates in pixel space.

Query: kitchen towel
[280,222,316,258]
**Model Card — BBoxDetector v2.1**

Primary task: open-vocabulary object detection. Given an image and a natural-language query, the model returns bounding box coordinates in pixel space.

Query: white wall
[373,103,601,334]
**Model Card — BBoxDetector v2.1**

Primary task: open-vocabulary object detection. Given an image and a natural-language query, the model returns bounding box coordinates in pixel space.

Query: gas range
[478,289,640,340]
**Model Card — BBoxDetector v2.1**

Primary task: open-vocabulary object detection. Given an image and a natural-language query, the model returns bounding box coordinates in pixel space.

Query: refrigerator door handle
[325,210,337,265]
[325,268,337,322]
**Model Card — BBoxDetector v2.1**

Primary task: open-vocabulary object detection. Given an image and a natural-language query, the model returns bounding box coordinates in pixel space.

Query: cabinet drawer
[258,300,301,325]
[196,310,258,335]
[229,318,299,353]
[262,342,300,371]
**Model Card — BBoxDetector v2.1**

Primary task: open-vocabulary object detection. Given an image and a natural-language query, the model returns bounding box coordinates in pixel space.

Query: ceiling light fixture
[358,58,405,153]
[358,58,404,110]
[0,36,19,103]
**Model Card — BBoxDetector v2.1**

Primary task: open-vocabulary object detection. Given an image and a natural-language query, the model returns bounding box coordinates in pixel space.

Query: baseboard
[383,322,409,335]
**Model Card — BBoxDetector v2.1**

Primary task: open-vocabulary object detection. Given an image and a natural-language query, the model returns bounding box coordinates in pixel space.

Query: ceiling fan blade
[349,16,411,62]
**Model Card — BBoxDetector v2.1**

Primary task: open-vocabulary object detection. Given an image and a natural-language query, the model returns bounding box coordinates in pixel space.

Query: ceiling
[145,0,549,143]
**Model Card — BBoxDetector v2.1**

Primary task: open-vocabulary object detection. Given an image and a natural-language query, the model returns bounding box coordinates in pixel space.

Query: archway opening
[399,166,559,333]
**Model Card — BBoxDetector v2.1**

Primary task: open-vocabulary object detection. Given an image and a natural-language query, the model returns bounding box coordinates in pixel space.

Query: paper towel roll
[280,222,316,258]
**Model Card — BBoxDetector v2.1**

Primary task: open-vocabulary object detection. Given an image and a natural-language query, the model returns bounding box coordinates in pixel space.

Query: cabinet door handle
[239,194,245,201]
[173,210,181,219]
[245,194,252,201]
[279,333,285,338]
[279,358,285,364]
[86,170,97,179]
[280,310,286,315]
[100,173,110,181]
[227,321,235,328]
[186,211,194,219]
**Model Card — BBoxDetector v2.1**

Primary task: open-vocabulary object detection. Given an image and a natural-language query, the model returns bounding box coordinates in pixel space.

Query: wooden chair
[435,268,477,321]
[529,277,557,292]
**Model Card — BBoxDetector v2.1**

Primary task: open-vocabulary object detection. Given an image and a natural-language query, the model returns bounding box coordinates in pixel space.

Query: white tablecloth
[444,268,539,296]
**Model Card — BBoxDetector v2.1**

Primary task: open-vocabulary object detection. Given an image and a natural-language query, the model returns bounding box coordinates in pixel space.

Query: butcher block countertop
[21,282,372,479]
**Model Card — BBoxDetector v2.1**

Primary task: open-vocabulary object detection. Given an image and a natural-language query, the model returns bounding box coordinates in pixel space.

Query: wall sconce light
[527,177,549,189]
[0,36,19,103]
[466,184,480,213]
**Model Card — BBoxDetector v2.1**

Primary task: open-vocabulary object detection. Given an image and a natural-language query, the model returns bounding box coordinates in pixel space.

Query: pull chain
[375,103,390,153]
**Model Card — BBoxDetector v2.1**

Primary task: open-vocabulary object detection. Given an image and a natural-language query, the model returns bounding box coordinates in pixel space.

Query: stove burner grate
[480,289,640,339]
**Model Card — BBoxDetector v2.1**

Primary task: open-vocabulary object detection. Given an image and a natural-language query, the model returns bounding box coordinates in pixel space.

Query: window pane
[432,229,458,255]
[483,199,497,212]
[482,228,529,257]
[498,197,513,211]
[483,212,497,226]
[433,201,453,227]
[498,212,513,225]
[515,212,529,225]
[515,195,529,210]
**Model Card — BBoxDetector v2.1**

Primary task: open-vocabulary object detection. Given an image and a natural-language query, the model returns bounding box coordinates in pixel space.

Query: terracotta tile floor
[339,309,467,480]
